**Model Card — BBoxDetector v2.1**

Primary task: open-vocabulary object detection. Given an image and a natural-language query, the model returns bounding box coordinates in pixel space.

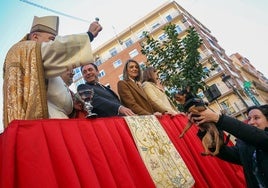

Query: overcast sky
[0,0,267,132]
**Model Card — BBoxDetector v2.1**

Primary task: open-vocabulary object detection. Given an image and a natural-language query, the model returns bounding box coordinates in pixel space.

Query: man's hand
[88,21,102,38]
[73,101,83,111]
[153,112,162,116]
[72,93,84,111]
[119,106,136,116]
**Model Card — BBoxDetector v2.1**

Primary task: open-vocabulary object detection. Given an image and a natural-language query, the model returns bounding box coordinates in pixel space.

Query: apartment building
[230,53,268,103]
[71,1,267,120]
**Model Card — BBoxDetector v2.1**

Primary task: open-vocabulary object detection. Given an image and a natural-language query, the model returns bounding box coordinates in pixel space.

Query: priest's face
[30,32,56,42]
[60,69,74,86]
[82,64,99,83]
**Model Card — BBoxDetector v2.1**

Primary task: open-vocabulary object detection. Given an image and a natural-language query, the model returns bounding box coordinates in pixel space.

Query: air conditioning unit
[204,84,221,102]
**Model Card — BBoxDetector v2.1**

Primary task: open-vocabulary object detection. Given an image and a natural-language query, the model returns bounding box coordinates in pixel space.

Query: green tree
[141,24,212,96]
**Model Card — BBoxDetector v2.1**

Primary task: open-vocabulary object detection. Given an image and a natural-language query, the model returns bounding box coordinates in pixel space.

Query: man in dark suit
[78,63,135,117]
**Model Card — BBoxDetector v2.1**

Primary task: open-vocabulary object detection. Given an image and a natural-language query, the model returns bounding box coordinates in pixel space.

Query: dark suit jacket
[117,80,154,115]
[77,82,121,117]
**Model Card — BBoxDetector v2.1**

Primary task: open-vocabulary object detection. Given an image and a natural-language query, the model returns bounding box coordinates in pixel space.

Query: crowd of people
[3,15,268,188]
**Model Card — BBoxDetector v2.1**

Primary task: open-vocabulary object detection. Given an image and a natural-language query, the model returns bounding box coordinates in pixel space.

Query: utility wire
[20,0,90,23]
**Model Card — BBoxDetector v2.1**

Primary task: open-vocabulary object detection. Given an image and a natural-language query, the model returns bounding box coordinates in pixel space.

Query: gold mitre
[30,16,59,35]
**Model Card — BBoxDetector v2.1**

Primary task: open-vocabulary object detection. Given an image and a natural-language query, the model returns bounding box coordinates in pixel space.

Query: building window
[119,74,123,80]
[73,72,82,80]
[203,66,210,77]
[220,100,235,115]
[74,67,81,74]
[73,67,82,80]
[166,15,172,22]
[181,17,187,23]
[175,25,182,34]
[109,48,117,57]
[143,44,153,52]
[78,79,85,84]
[139,62,146,70]
[216,65,223,72]
[125,38,133,47]
[95,58,102,66]
[113,59,122,68]
[129,49,139,58]
[158,33,167,41]
[137,30,145,39]
[98,70,105,78]
[151,22,160,30]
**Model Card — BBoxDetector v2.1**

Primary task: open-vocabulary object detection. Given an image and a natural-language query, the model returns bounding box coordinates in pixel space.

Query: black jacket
[77,82,121,117]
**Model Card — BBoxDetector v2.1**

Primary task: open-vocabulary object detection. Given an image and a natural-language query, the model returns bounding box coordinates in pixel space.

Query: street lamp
[222,75,249,109]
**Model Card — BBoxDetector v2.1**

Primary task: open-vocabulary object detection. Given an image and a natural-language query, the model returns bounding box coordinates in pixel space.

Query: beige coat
[142,81,178,114]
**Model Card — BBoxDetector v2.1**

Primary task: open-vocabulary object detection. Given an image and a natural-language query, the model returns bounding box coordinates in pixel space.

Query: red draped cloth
[0,115,246,188]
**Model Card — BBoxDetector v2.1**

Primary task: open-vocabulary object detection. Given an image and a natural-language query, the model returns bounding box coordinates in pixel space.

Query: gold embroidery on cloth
[3,38,48,128]
[124,115,195,188]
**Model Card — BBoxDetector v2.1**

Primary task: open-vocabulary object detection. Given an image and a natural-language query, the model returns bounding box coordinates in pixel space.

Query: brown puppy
[175,91,224,156]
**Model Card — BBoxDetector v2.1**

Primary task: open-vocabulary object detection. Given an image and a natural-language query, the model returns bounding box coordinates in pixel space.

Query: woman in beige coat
[142,67,180,116]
